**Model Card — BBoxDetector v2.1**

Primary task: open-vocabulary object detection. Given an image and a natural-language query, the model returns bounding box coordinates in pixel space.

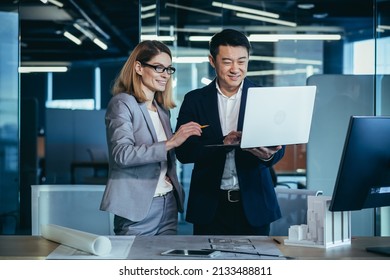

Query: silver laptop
[207,85,316,148]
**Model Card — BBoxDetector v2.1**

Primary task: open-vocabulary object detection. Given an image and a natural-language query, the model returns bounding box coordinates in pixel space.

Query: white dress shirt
[216,82,243,190]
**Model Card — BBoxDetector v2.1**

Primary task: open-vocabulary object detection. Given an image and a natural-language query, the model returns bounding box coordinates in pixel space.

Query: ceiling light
[188,36,212,42]
[141,12,156,19]
[141,35,176,41]
[92,38,108,50]
[313,13,328,19]
[73,23,95,40]
[73,23,108,50]
[159,26,221,34]
[188,35,276,42]
[63,31,82,45]
[237,13,297,27]
[165,3,221,17]
[189,34,341,42]
[140,4,156,12]
[40,0,64,8]
[212,1,279,19]
[48,0,64,8]
[248,34,341,41]
[378,25,390,31]
[297,4,315,10]
[170,55,321,66]
[140,4,156,19]
[46,99,95,110]
[249,37,278,42]
[19,66,68,73]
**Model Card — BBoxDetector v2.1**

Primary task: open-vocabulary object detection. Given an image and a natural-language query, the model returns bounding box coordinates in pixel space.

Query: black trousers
[193,190,270,235]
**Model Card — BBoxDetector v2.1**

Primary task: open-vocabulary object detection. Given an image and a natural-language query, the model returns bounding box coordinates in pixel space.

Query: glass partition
[140,0,389,236]
[376,0,390,236]
[0,7,19,234]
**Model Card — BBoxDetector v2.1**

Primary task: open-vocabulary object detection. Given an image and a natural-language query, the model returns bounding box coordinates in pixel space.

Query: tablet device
[161,249,220,258]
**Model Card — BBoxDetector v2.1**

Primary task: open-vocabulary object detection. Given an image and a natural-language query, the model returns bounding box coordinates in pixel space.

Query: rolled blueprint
[41,224,112,256]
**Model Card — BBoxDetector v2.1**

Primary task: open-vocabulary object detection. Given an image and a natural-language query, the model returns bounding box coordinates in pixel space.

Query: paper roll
[41,224,112,256]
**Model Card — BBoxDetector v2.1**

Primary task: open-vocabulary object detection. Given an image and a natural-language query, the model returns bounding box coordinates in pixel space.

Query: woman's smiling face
[138,52,173,95]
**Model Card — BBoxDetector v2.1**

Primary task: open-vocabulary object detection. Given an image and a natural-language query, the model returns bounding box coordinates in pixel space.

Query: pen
[273,238,281,244]
[200,125,209,129]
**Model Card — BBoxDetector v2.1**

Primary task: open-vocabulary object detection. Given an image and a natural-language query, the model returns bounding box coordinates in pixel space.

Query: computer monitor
[329,116,390,256]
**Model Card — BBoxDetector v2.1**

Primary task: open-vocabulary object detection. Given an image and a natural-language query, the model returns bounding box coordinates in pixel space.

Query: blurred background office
[0,0,389,236]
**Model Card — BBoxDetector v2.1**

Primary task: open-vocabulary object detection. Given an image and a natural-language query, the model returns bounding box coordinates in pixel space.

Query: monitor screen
[329,116,390,211]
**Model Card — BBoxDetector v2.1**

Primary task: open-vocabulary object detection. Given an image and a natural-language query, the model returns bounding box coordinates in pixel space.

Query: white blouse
[148,109,173,196]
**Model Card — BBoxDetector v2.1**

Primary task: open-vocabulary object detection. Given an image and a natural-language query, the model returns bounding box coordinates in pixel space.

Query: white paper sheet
[46,236,135,259]
[41,224,112,256]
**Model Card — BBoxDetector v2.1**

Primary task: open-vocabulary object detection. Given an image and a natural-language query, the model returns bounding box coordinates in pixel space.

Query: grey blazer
[100,93,184,221]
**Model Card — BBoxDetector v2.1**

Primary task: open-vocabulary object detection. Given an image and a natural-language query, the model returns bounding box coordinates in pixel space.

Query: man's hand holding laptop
[243,145,282,161]
[224,130,282,161]
[223,131,242,145]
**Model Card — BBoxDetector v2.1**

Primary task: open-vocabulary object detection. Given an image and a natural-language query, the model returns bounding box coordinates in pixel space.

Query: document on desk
[207,237,286,259]
[128,236,287,259]
[208,237,255,250]
[46,236,135,260]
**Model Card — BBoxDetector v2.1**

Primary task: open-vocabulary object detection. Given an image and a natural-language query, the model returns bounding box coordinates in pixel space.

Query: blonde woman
[100,40,201,235]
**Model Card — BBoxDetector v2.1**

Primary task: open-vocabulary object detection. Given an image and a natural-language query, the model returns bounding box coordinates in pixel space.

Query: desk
[0,236,389,260]
[0,236,57,260]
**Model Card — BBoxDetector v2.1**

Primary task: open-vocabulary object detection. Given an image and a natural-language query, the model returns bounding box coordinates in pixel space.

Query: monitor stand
[366,246,390,256]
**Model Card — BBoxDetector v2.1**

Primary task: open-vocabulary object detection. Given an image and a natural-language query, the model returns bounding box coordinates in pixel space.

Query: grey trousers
[114,191,178,236]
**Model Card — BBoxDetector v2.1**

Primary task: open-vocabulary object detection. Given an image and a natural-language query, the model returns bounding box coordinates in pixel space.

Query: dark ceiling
[17,0,139,64]
[2,0,386,65]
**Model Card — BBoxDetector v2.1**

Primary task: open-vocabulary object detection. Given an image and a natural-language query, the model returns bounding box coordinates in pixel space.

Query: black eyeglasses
[141,62,176,74]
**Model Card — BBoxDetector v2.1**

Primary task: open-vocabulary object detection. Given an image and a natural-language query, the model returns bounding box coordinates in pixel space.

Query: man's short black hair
[209,29,251,59]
